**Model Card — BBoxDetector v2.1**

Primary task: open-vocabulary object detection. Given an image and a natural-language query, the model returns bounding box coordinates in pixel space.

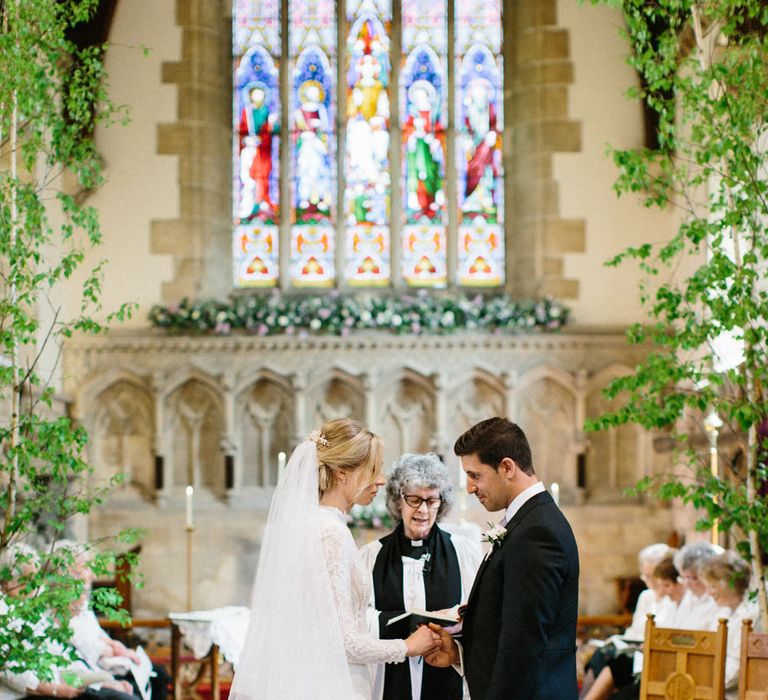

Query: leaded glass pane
[233,0,281,288]
[456,0,505,286]
[400,0,448,287]
[344,0,392,287]
[289,0,337,287]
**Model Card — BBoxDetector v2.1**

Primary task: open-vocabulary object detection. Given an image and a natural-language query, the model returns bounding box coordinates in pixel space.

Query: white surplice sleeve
[320,522,407,666]
[359,539,384,634]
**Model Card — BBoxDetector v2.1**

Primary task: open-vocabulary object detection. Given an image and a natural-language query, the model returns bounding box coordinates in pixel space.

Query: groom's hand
[423,623,459,668]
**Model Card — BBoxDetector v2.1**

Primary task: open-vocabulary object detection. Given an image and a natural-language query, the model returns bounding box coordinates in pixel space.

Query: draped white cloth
[169,607,250,664]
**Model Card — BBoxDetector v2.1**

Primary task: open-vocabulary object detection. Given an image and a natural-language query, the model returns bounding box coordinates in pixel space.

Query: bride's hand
[404,624,441,657]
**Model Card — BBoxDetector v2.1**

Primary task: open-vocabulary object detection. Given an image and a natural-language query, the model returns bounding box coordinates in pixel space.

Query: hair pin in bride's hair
[307,429,329,447]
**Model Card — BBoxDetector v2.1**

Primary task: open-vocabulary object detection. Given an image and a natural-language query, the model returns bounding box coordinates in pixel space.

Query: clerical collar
[410,539,423,547]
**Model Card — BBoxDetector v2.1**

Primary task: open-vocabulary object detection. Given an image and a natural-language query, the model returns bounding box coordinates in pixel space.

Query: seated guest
[700,551,757,699]
[651,553,689,627]
[0,543,136,700]
[360,453,482,700]
[673,541,723,627]
[622,543,675,641]
[583,552,696,700]
[580,543,673,698]
[56,541,168,700]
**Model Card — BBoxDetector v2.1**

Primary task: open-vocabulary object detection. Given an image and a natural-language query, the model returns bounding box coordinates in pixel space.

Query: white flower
[391,314,402,327]
[278,315,289,327]
[309,318,322,330]
[482,523,508,549]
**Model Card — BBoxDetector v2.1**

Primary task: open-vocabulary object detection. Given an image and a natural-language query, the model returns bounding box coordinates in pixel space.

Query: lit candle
[185,485,194,528]
[551,482,560,507]
[277,451,286,481]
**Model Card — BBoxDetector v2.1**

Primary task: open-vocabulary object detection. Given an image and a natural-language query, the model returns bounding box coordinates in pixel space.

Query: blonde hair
[699,551,751,599]
[315,418,383,494]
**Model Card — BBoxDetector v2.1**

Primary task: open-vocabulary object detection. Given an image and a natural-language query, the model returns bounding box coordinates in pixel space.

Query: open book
[386,609,460,631]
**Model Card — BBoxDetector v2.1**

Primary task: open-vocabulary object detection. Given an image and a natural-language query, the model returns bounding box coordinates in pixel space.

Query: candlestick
[185,485,194,528]
[185,524,193,611]
[278,451,287,481]
[551,482,560,507]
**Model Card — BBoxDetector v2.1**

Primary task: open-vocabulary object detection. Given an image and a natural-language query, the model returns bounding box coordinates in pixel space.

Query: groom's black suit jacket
[461,490,579,700]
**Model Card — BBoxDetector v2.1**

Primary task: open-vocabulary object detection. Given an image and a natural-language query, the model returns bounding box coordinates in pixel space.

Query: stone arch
[74,367,151,426]
[308,368,365,429]
[514,365,578,486]
[166,377,225,492]
[447,369,507,448]
[90,378,155,497]
[379,368,436,470]
[235,373,295,487]
[585,364,643,501]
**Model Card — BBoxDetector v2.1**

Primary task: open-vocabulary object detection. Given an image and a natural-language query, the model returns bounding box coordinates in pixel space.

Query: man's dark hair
[454,417,534,475]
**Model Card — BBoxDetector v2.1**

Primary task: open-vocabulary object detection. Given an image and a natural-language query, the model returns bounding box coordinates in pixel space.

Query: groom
[425,417,579,699]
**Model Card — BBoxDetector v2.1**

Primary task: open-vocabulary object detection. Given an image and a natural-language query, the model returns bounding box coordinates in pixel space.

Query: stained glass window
[344,0,392,287]
[400,0,448,287]
[232,0,506,290]
[233,0,281,287]
[289,0,337,287]
[456,0,505,286]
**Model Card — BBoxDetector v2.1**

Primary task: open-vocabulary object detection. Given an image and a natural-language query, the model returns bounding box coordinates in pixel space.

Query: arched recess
[378,368,436,471]
[166,377,225,492]
[585,364,642,502]
[446,369,507,446]
[308,368,365,429]
[90,378,155,497]
[515,366,577,487]
[235,373,295,488]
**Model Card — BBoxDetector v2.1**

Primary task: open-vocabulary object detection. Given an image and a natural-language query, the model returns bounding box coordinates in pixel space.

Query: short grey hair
[674,541,718,574]
[638,543,673,570]
[385,452,455,522]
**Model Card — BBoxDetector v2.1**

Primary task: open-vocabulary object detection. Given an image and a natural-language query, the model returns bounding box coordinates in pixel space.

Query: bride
[230,418,440,699]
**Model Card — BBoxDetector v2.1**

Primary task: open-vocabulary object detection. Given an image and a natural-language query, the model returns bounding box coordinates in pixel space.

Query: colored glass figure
[289,0,336,287]
[233,1,281,287]
[456,0,504,286]
[401,0,447,287]
[344,0,392,286]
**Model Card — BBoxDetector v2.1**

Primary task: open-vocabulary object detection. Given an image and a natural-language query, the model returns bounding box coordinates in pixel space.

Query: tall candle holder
[185,485,194,611]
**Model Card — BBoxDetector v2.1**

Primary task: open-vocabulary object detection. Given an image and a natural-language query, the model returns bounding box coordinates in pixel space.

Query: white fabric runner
[169,606,250,666]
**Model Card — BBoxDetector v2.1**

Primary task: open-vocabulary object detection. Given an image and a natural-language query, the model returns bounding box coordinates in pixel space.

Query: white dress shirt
[501,481,546,526]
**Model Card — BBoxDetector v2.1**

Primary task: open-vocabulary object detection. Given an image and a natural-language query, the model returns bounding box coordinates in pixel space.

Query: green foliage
[587,0,768,626]
[0,0,139,681]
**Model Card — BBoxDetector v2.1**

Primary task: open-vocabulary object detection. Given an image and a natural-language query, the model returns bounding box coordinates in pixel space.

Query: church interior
[10,0,757,696]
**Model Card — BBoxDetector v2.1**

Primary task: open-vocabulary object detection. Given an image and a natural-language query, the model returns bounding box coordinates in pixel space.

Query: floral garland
[148,291,569,337]
[347,500,395,531]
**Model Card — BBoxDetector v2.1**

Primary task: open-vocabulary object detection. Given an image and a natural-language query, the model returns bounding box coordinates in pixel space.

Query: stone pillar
[507,0,584,300]
[154,0,231,302]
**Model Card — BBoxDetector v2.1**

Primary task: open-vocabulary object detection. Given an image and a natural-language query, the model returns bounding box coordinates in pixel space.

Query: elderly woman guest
[360,453,483,700]
[700,551,758,699]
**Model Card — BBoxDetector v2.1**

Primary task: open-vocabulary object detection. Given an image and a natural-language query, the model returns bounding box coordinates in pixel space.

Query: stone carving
[91,380,155,497]
[64,331,678,614]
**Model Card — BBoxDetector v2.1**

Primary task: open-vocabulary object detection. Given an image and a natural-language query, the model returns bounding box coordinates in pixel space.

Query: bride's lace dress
[319,506,407,697]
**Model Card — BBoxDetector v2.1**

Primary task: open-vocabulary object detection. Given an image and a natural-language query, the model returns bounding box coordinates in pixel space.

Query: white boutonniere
[482,523,508,549]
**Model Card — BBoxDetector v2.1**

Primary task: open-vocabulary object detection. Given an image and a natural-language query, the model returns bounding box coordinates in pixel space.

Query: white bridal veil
[229,440,355,699]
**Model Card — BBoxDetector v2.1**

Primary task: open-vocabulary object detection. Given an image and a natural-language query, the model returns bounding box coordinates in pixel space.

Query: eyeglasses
[677,575,699,584]
[401,494,442,510]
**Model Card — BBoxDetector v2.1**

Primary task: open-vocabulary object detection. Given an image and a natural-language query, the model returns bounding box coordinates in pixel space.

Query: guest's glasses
[401,494,442,510]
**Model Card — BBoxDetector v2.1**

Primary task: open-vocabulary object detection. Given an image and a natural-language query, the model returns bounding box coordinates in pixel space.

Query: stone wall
[65,330,678,615]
